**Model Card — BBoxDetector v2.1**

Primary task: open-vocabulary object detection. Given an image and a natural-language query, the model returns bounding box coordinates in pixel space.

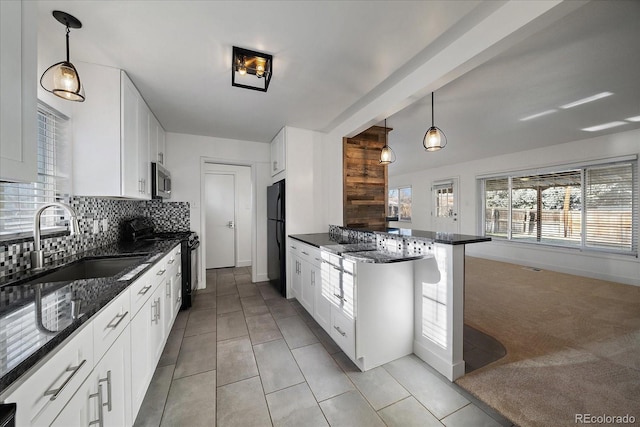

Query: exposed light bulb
[256,57,266,78]
[238,65,247,76]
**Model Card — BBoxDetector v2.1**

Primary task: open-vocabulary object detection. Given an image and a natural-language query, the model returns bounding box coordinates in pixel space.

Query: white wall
[203,163,252,267]
[166,132,270,284]
[389,129,640,286]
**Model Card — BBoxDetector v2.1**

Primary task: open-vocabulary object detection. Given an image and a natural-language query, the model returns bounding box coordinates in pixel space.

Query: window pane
[0,104,70,237]
[510,171,581,247]
[585,163,636,252]
[434,183,454,218]
[484,178,508,238]
[388,188,398,218]
[398,187,412,221]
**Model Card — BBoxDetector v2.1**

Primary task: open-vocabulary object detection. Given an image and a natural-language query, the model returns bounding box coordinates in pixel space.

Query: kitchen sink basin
[28,255,148,284]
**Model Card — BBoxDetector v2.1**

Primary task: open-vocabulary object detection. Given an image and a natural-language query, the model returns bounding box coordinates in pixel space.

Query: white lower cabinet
[289,240,321,316]
[1,244,180,426]
[53,327,132,427]
[4,324,94,426]
[130,280,164,419]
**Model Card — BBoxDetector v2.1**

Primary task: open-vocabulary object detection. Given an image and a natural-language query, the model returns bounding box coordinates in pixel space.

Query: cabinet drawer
[5,324,94,427]
[301,245,321,268]
[331,308,355,360]
[92,288,130,364]
[130,266,156,316]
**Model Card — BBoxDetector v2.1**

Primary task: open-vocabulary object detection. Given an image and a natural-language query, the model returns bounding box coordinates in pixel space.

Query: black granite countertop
[0,239,181,394]
[344,227,491,245]
[289,233,356,248]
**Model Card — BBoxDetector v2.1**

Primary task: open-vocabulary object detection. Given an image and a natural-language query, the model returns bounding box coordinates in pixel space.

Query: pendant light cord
[431,92,435,126]
[65,26,70,62]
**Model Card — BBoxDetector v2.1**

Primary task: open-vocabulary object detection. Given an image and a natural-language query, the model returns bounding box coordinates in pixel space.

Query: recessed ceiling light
[519,109,557,121]
[625,115,640,122]
[581,121,626,132]
[560,92,613,109]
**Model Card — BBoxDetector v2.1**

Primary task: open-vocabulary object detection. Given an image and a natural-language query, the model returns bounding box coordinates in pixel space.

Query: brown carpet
[456,256,640,427]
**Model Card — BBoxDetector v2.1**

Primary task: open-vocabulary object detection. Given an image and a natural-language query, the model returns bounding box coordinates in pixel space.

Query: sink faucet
[31,202,80,270]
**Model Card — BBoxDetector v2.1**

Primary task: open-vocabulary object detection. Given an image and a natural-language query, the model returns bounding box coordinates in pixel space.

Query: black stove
[121,217,199,310]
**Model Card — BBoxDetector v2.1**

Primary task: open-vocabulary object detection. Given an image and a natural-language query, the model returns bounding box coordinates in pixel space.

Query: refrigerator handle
[276,221,281,250]
[277,193,282,221]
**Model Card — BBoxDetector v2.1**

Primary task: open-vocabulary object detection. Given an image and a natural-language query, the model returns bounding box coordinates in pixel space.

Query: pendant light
[423,92,446,151]
[379,119,396,165]
[40,11,85,102]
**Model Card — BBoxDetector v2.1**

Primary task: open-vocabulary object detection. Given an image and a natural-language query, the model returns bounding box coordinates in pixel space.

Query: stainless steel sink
[28,255,148,284]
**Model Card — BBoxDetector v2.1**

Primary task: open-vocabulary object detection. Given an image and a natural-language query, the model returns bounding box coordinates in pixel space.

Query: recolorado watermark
[575,413,636,424]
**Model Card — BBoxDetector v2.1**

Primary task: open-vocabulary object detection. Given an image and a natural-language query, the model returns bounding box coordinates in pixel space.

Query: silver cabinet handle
[44,359,87,401]
[138,285,152,295]
[168,258,175,264]
[176,272,182,277]
[334,326,346,337]
[107,311,128,329]
[311,270,315,286]
[290,245,297,250]
[151,300,159,323]
[98,370,112,412]
[315,257,321,262]
[177,251,181,255]
[157,269,166,276]
[302,251,309,256]
[88,381,105,427]
[273,160,278,171]
[166,281,171,297]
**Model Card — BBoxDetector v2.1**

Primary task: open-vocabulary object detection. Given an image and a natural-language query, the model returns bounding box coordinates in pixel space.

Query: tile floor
[134,267,514,427]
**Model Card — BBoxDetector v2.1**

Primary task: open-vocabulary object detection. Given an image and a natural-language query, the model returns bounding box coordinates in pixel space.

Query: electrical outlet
[102,218,108,232]
[92,220,100,234]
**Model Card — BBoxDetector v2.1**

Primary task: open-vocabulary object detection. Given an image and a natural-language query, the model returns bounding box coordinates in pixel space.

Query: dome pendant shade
[379,144,396,164]
[423,126,446,151]
[379,118,396,164]
[40,11,85,102]
[40,61,85,101]
[422,92,446,151]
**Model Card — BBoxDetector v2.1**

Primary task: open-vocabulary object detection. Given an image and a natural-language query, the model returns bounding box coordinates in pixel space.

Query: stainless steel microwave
[151,162,171,199]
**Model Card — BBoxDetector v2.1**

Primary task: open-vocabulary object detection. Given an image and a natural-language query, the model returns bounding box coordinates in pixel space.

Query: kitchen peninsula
[289,226,490,381]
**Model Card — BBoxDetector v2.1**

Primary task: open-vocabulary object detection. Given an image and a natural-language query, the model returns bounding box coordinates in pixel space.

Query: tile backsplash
[0,196,189,280]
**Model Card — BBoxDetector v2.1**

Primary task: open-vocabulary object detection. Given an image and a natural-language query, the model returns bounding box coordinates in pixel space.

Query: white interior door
[205,173,236,268]
[432,178,459,233]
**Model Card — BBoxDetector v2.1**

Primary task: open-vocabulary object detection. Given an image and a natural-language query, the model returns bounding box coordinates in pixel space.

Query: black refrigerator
[267,180,286,296]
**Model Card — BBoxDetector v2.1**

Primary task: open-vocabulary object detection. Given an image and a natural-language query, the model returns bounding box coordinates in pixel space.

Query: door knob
[227,221,235,229]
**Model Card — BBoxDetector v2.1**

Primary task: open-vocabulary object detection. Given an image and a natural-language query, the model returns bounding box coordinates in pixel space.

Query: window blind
[480,160,637,255]
[0,104,71,237]
[585,163,637,252]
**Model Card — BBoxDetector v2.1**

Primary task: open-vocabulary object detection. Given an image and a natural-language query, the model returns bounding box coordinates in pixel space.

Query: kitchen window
[0,103,71,239]
[479,157,638,255]
[388,186,412,222]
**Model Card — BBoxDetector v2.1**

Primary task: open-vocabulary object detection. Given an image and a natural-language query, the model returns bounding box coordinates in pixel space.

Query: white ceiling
[37,1,640,174]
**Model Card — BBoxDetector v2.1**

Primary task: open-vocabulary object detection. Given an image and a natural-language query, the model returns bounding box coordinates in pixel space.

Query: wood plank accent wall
[343,125,390,229]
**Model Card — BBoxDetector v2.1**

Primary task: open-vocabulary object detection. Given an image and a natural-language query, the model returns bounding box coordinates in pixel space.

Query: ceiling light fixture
[40,11,85,102]
[379,119,395,165]
[423,92,447,151]
[232,46,273,92]
[560,92,613,109]
[581,121,627,132]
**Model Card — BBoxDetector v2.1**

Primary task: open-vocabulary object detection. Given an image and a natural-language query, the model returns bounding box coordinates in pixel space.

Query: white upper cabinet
[149,114,166,165]
[0,0,37,183]
[270,127,286,176]
[72,63,153,199]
